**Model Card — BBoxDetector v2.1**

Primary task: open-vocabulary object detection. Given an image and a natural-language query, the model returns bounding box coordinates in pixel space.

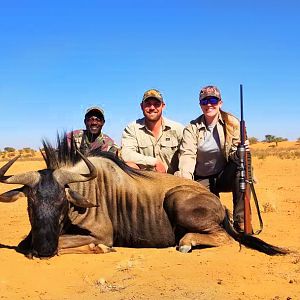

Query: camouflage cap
[142,89,164,102]
[199,85,221,100]
[85,106,105,119]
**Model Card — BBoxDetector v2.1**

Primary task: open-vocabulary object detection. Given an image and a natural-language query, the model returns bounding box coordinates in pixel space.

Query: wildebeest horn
[0,155,20,177]
[0,156,40,187]
[53,150,97,186]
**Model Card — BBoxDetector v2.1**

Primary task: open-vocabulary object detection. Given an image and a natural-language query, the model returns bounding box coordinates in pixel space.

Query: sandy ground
[1,148,300,299]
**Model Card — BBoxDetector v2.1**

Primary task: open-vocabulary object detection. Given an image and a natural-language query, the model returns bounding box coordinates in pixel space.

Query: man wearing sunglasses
[68,106,118,155]
[121,89,184,174]
[175,85,246,232]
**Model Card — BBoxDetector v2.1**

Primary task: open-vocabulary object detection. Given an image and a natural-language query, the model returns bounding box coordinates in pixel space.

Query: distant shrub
[248,137,259,144]
[23,147,32,153]
[275,137,288,142]
[4,147,15,152]
[263,135,288,146]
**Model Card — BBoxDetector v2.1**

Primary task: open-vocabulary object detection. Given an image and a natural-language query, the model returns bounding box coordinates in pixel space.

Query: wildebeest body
[66,160,223,248]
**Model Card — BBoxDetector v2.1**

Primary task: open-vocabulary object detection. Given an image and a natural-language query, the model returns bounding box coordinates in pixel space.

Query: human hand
[245,139,250,152]
[238,140,250,151]
[155,160,167,173]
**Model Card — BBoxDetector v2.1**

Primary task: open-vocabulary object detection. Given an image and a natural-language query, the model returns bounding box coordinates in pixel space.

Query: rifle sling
[248,180,263,235]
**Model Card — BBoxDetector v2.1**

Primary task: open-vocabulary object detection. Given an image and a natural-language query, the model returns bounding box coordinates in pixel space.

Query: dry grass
[251,145,300,160]
[0,151,43,162]
[1,142,299,162]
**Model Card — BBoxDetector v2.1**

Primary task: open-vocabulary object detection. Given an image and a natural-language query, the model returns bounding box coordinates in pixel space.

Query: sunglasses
[199,97,220,105]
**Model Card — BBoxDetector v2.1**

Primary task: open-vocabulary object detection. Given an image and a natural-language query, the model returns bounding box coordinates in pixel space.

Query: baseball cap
[142,89,164,102]
[85,106,105,119]
[199,85,221,100]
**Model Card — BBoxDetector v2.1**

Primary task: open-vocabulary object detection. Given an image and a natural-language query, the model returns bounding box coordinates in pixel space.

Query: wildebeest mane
[41,132,147,178]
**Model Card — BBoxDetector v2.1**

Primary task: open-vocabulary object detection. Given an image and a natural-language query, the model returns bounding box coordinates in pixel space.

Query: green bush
[248,137,259,144]
[4,147,15,152]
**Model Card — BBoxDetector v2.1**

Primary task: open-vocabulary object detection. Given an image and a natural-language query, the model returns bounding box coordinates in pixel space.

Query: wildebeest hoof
[89,243,116,254]
[25,252,34,259]
[178,245,192,253]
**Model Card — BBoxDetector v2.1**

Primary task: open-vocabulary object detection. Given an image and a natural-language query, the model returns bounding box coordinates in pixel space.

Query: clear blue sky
[1,0,299,149]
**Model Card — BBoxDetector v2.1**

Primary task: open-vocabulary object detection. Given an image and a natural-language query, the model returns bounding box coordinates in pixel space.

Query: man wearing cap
[68,106,118,155]
[175,85,247,232]
[121,89,184,174]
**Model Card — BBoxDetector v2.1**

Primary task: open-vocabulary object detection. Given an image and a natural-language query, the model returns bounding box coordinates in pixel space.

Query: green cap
[142,89,164,102]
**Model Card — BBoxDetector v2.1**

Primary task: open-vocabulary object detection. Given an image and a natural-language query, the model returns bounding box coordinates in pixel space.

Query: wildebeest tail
[223,208,289,256]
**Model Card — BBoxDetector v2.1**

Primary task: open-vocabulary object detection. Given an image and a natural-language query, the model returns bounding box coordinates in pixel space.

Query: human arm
[174,124,198,180]
[121,123,158,169]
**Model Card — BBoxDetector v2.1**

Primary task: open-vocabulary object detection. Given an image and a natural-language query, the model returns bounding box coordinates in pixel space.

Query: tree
[264,135,288,146]
[264,135,276,143]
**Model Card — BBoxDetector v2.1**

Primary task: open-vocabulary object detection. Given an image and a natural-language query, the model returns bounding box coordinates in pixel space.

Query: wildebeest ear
[65,188,98,208]
[0,188,26,203]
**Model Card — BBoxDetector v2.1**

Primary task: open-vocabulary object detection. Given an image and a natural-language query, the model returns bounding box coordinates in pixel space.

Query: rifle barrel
[240,84,245,144]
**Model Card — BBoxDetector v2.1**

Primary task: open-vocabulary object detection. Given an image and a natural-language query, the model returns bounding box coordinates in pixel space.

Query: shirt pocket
[160,136,179,151]
[137,139,154,155]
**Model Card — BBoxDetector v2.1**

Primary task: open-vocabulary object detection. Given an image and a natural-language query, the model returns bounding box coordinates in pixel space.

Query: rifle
[237,84,263,235]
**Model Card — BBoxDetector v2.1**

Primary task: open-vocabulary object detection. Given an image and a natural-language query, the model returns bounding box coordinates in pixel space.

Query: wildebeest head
[0,153,97,258]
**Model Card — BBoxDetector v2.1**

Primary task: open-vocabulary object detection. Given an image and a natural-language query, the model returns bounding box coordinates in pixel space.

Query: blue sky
[0,0,299,149]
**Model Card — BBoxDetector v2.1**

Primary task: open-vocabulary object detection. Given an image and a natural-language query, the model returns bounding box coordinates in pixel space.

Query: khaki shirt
[121,117,184,174]
[175,111,240,180]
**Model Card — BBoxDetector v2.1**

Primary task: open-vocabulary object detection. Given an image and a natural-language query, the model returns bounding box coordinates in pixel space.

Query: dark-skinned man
[68,106,118,155]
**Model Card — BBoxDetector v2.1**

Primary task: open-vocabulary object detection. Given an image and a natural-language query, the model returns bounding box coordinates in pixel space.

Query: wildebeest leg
[58,235,115,255]
[178,230,232,253]
[164,185,232,253]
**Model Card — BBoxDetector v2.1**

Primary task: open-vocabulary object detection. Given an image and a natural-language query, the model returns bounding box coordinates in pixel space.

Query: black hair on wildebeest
[0,133,289,258]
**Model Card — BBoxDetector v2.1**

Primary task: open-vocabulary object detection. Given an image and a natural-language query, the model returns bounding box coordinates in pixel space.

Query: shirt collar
[137,117,171,131]
[196,112,224,129]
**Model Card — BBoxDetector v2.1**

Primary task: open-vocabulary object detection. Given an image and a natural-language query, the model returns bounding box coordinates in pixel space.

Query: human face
[84,114,104,135]
[141,98,165,122]
[200,97,222,123]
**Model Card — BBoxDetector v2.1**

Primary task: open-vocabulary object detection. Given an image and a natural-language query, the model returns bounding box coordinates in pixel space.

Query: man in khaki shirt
[121,89,184,174]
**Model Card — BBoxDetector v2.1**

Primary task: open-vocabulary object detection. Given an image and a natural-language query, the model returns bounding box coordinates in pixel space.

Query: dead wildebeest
[0,135,288,258]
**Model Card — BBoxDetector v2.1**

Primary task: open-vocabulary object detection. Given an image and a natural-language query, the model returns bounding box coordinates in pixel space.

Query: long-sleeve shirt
[121,117,184,174]
[175,111,240,180]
